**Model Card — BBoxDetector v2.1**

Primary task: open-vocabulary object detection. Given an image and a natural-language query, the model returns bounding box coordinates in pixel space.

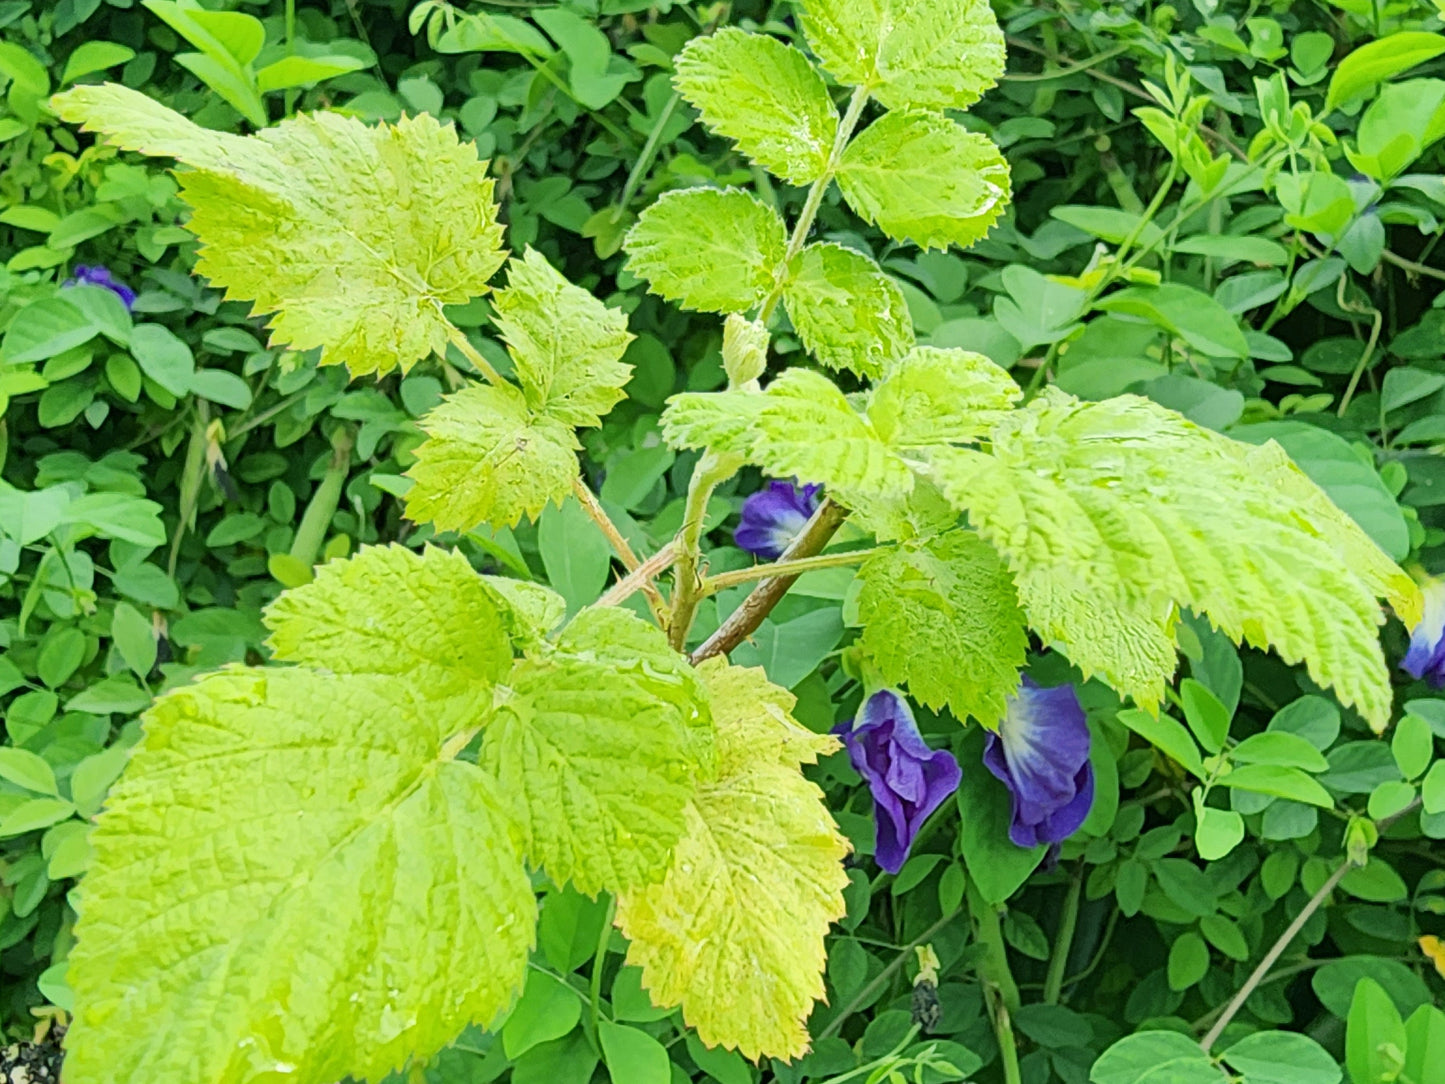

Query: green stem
[1337,300,1383,419]
[813,1024,921,1084]
[968,881,1022,1084]
[589,896,618,1042]
[614,91,680,215]
[289,426,354,568]
[1042,867,1083,1005]
[758,85,872,323]
[667,453,736,650]
[445,324,505,385]
[701,547,878,594]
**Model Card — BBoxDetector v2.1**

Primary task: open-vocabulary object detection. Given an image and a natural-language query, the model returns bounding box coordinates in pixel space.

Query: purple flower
[63,265,136,310]
[984,677,1094,849]
[735,481,821,559]
[1402,579,1445,687]
[834,689,961,874]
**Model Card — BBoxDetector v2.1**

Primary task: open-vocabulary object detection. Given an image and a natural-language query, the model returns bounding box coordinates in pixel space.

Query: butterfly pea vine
[41,1,1427,1083]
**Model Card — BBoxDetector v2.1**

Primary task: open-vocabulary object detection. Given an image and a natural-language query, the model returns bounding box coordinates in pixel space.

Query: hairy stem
[597,542,678,609]
[445,323,505,385]
[701,546,877,594]
[570,477,667,622]
[1043,866,1083,1005]
[690,499,848,663]
[667,453,736,650]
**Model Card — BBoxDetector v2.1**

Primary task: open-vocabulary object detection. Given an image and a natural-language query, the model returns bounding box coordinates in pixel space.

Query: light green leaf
[254,54,367,93]
[673,28,838,186]
[60,41,137,85]
[855,531,1027,725]
[1221,1032,1341,1084]
[492,247,634,428]
[1167,931,1209,990]
[1179,678,1230,754]
[782,242,914,378]
[659,387,765,459]
[928,392,1416,727]
[1347,978,1406,1084]
[799,0,1005,112]
[1096,283,1249,359]
[616,658,847,1061]
[1231,732,1330,772]
[264,544,512,692]
[625,188,786,313]
[837,111,1009,250]
[481,607,713,895]
[1391,711,1433,780]
[752,368,913,504]
[63,667,534,1084]
[53,83,507,378]
[1194,806,1244,861]
[502,971,584,1058]
[1403,1005,1445,1084]
[405,381,579,529]
[598,1020,671,1084]
[1221,763,1335,807]
[722,313,769,386]
[0,748,59,796]
[110,601,157,679]
[1089,1031,1222,1084]
[1327,32,1445,111]
[866,346,1020,446]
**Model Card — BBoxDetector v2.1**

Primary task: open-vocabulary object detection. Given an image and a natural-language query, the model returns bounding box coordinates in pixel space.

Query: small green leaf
[1327,32,1445,111]
[1194,806,1244,861]
[1221,1031,1341,1084]
[1347,978,1407,1084]
[837,111,1009,250]
[1167,931,1209,990]
[1222,763,1335,807]
[1180,678,1230,753]
[598,1021,670,1084]
[1403,1004,1445,1084]
[1231,731,1330,772]
[625,188,786,314]
[1392,713,1434,780]
[1096,283,1250,359]
[782,242,914,378]
[799,0,1005,112]
[1200,914,1250,962]
[503,971,584,1059]
[673,28,837,186]
[1422,761,1445,815]
[60,41,136,85]
[0,748,59,796]
[1089,1030,1222,1084]
[1117,709,1206,781]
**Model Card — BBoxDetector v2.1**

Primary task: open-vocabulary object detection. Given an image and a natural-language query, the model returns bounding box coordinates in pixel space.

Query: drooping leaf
[673,28,838,186]
[782,242,914,378]
[492,248,634,428]
[64,667,534,1084]
[616,658,848,1060]
[405,381,580,529]
[264,544,513,691]
[480,607,714,895]
[625,188,786,313]
[53,83,507,378]
[837,111,1010,250]
[866,346,1021,446]
[928,391,1418,727]
[855,530,1027,725]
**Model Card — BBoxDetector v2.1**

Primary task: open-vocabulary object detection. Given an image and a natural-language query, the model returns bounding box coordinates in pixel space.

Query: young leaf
[855,531,1027,725]
[405,381,580,529]
[63,668,534,1084]
[481,607,715,895]
[625,188,786,313]
[782,242,914,378]
[928,391,1418,727]
[1326,31,1445,111]
[615,658,848,1060]
[1347,978,1407,1084]
[264,543,513,690]
[659,386,765,459]
[52,84,507,378]
[837,111,1010,250]
[492,248,634,428]
[866,346,1021,446]
[798,0,1005,112]
[673,28,838,186]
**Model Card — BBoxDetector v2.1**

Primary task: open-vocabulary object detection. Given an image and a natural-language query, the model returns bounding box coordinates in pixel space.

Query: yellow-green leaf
[616,658,848,1060]
[866,346,1021,447]
[782,242,914,378]
[52,84,506,378]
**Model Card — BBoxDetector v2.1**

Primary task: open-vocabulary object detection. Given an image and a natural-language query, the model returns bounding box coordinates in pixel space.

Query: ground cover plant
[5,1,1445,1083]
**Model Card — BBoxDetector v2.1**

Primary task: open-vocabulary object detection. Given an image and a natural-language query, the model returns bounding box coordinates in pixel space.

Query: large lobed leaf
[53,83,506,378]
[616,659,848,1060]
[798,0,1006,112]
[673,28,839,186]
[928,390,1420,728]
[855,530,1029,725]
[64,666,534,1084]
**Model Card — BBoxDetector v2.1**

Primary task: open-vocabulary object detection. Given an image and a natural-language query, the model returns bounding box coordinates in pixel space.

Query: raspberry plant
[46,0,1424,1081]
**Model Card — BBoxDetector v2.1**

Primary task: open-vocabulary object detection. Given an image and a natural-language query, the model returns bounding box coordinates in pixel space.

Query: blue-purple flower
[835,689,961,874]
[1402,579,1445,687]
[735,480,821,559]
[63,265,136,310]
[983,677,1094,849]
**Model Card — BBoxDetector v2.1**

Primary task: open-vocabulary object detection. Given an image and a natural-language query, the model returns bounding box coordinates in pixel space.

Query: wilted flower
[64,264,136,310]
[835,689,961,874]
[983,677,1094,849]
[1402,579,1445,687]
[735,480,821,559]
